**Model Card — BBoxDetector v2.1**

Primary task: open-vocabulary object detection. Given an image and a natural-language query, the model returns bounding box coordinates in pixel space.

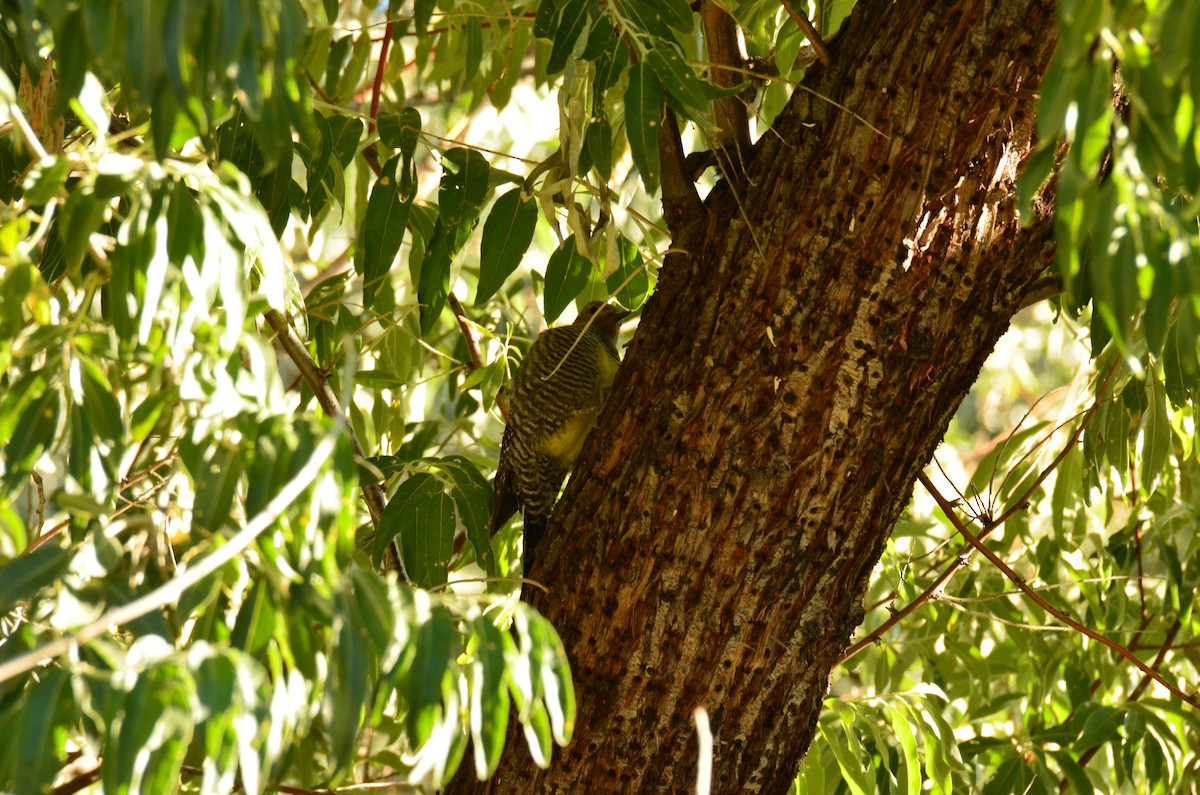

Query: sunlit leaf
[476,188,538,306]
[377,473,456,588]
[624,62,661,194]
[358,154,413,311]
[543,234,592,323]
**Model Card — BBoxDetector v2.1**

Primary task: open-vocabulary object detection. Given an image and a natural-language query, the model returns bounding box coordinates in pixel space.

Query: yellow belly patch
[543,409,600,468]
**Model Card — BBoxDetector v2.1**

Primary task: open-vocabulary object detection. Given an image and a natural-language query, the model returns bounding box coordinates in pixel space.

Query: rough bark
[452,0,1060,790]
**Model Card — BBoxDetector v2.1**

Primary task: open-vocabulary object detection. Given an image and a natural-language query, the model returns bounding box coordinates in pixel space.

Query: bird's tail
[522,515,548,575]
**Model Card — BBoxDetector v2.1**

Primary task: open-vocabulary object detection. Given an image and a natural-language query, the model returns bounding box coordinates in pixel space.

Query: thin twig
[1058,617,1184,792]
[178,764,337,794]
[447,293,484,372]
[51,762,100,795]
[264,310,405,580]
[368,22,395,136]
[777,0,831,65]
[0,433,337,684]
[841,361,1119,662]
[919,471,1196,707]
[1135,519,1148,618]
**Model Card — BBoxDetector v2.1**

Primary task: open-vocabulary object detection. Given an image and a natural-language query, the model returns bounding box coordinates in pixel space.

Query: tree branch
[0,432,338,684]
[447,292,485,373]
[264,310,406,579]
[368,22,395,136]
[841,359,1118,662]
[778,0,831,65]
[1018,274,1063,310]
[701,0,751,153]
[918,471,1197,707]
[658,106,703,237]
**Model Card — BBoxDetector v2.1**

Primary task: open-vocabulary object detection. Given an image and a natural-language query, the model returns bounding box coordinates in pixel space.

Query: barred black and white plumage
[491,301,627,573]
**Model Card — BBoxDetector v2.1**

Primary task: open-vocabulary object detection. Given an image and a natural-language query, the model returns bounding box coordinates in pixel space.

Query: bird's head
[573,301,629,341]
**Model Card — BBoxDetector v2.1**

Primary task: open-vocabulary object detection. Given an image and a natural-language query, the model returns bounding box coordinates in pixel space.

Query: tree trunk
[452,0,1060,790]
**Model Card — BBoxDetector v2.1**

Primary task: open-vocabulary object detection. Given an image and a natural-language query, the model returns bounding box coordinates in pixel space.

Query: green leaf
[377,111,408,151]
[130,386,174,442]
[335,32,373,102]
[377,472,456,588]
[417,222,452,337]
[325,588,372,778]
[178,434,245,534]
[1139,377,1170,493]
[533,0,563,39]
[543,235,593,323]
[4,379,61,485]
[1164,313,1200,406]
[619,0,688,41]
[605,233,650,308]
[13,668,72,795]
[358,154,413,312]
[1050,750,1092,794]
[397,107,424,192]
[405,605,455,746]
[547,0,591,76]
[913,700,957,795]
[1074,704,1125,750]
[59,188,108,272]
[885,704,920,795]
[465,18,483,78]
[191,652,242,793]
[106,657,193,795]
[476,188,538,306]
[645,45,710,119]
[1050,443,1082,536]
[349,565,397,657]
[590,30,629,93]
[0,544,71,615]
[519,700,553,769]
[643,0,694,32]
[821,706,873,795]
[121,0,167,109]
[439,148,492,252]
[585,114,614,181]
[77,355,124,446]
[307,113,363,211]
[229,580,276,656]
[982,755,1035,795]
[469,613,511,777]
[49,10,89,122]
[1104,396,1130,476]
[23,156,71,206]
[534,614,575,746]
[624,62,662,194]
[437,455,498,577]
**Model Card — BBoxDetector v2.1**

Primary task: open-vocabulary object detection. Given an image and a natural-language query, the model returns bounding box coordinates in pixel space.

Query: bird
[490,301,628,573]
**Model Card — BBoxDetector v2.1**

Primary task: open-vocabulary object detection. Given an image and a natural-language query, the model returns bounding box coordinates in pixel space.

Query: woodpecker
[491,301,628,572]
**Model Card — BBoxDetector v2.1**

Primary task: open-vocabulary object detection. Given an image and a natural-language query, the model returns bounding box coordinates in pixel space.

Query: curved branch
[841,359,1119,662]
[658,107,703,237]
[264,310,406,580]
[919,471,1197,708]
[368,22,395,135]
[447,292,485,372]
[0,432,338,684]
[778,0,831,65]
[701,0,751,153]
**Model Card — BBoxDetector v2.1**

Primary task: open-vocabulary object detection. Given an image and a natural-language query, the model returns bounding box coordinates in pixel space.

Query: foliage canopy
[0,0,1199,792]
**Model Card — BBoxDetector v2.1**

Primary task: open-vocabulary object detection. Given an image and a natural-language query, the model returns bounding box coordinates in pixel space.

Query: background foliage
[0,0,1198,792]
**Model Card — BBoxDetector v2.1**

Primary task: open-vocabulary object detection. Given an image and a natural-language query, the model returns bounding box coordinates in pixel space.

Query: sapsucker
[491,301,628,572]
